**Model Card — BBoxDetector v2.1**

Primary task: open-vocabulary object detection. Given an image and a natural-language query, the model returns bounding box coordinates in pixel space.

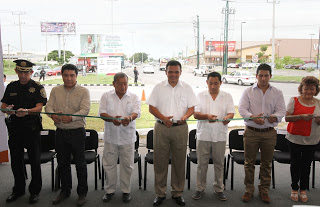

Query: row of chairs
[24,128,320,192]
[24,129,101,191]
[225,128,320,190]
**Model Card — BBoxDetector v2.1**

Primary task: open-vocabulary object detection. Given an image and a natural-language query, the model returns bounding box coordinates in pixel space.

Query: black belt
[157,120,185,127]
[247,126,274,132]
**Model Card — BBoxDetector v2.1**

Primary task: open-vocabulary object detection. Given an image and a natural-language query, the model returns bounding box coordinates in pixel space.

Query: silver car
[222,70,256,85]
[32,65,51,77]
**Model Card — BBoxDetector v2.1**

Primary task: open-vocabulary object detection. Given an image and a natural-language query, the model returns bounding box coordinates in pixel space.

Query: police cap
[13,59,35,72]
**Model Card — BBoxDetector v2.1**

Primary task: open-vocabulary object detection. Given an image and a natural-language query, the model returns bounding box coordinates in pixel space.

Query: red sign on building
[205,41,236,52]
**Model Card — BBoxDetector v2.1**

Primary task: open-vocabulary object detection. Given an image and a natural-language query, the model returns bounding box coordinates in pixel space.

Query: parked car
[47,66,61,76]
[142,65,155,73]
[32,65,51,77]
[222,70,256,85]
[299,63,319,70]
[227,63,240,68]
[291,63,304,69]
[241,62,259,69]
[193,64,215,76]
[284,64,293,69]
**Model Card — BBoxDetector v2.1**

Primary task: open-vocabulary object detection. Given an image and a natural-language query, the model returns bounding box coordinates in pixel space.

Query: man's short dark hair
[207,71,221,82]
[4,74,6,78]
[113,72,128,82]
[166,60,181,70]
[256,63,272,75]
[61,64,78,76]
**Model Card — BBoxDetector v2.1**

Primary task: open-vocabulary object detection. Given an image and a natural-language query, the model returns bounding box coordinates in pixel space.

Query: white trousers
[103,142,134,193]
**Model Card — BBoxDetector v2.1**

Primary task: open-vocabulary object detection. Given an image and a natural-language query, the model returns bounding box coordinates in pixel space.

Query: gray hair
[113,72,128,82]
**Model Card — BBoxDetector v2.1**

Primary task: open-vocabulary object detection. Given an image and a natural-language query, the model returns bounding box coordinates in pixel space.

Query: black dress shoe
[153,196,165,206]
[52,192,70,204]
[102,193,114,203]
[29,194,39,204]
[172,196,186,206]
[6,192,25,203]
[122,193,131,203]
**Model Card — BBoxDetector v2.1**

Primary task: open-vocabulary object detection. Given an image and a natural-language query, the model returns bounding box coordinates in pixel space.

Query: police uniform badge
[29,87,36,93]
[40,88,47,98]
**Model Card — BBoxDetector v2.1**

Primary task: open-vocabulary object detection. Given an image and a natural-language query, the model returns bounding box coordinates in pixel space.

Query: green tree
[256,45,268,63]
[130,52,148,63]
[47,50,74,64]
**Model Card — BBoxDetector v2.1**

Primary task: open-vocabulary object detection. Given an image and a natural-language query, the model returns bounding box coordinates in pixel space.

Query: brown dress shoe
[242,192,253,202]
[259,192,270,203]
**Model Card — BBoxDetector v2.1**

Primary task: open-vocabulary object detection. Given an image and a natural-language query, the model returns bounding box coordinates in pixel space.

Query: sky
[0,0,319,60]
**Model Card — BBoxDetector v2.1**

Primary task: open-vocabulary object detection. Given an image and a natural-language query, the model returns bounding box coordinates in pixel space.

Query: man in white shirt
[238,63,286,203]
[192,72,235,201]
[147,60,198,206]
[99,72,141,203]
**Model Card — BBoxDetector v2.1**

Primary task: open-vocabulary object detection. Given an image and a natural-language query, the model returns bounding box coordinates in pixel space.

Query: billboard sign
[97,57,121,75]
[80,34,124,57]
[40,22,76,35]
[205,41,236,52]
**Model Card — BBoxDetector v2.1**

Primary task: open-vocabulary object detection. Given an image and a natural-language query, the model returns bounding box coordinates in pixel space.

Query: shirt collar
[253,82,273,91]
[164,79,183,87]
[110,88,131,97]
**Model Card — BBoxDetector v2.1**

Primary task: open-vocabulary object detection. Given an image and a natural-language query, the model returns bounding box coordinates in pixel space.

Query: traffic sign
[252,55,259,63]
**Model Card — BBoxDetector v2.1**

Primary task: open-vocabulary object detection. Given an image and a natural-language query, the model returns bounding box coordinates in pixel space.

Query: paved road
[5,66,320,105]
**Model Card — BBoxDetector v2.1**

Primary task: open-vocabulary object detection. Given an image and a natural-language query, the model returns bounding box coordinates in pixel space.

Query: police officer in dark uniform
[1,59,47,204]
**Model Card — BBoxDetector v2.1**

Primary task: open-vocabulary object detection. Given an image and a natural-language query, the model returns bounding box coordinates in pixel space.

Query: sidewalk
[1,147,320,207]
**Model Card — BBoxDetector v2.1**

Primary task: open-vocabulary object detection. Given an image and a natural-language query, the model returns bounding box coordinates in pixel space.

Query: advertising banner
[97,57,122,75]
[80,34,124,57]
[205,41,236,52]
[40,22,76,35]
[0,24,9,162]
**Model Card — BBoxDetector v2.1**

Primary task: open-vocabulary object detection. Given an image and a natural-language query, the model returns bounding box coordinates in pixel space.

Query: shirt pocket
[179,95,188,109]
[126,102,133,115]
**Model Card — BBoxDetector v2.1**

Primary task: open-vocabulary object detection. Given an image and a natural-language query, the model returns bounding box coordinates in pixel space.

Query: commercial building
[188,38,319,66]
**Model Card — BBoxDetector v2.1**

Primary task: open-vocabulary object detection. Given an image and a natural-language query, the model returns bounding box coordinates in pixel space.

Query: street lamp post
[209,39,212,64]
[241,22,246,67]
[310,33,315,61]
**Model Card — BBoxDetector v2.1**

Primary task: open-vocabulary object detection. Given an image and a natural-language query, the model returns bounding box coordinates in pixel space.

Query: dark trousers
[134,76,138,84]
[8,126,42,195]
[288,141,316,190]
[39,75,45,81]
[56,128,88,196]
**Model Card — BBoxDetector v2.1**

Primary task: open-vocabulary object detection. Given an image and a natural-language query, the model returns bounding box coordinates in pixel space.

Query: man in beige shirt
[45,64,90,206]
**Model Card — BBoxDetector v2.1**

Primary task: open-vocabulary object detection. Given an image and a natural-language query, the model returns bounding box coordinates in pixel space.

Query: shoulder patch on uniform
[35,81,41,86]
[40,88,47,98]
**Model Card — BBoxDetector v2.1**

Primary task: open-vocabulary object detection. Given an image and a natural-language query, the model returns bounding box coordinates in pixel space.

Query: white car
[227,63,240,68]
[142,65,155,74]
[222,70,256,85]
[193,65,215,76]
[31,65,51,77]
[241,62,260,69]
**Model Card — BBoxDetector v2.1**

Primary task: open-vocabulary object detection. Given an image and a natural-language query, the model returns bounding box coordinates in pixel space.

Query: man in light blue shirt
[238,63,286,204]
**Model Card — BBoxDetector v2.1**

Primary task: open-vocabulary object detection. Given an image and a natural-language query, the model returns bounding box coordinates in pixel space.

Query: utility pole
[317,27,320,70]
[241,22,246,66]
[58,34,61,58]
[222,0,235,75]
[12,11,25,57]
[268,0,279,71]
[45,25,48,65]
[7,44,11,68]
[197,15,200,69]
[309,33,315,61]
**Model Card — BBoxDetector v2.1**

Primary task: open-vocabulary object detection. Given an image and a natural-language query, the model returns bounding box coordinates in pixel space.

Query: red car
[47,66,61,76]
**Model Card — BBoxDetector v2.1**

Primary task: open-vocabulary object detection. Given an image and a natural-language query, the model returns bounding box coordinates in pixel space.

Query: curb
[41,83,145,86]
